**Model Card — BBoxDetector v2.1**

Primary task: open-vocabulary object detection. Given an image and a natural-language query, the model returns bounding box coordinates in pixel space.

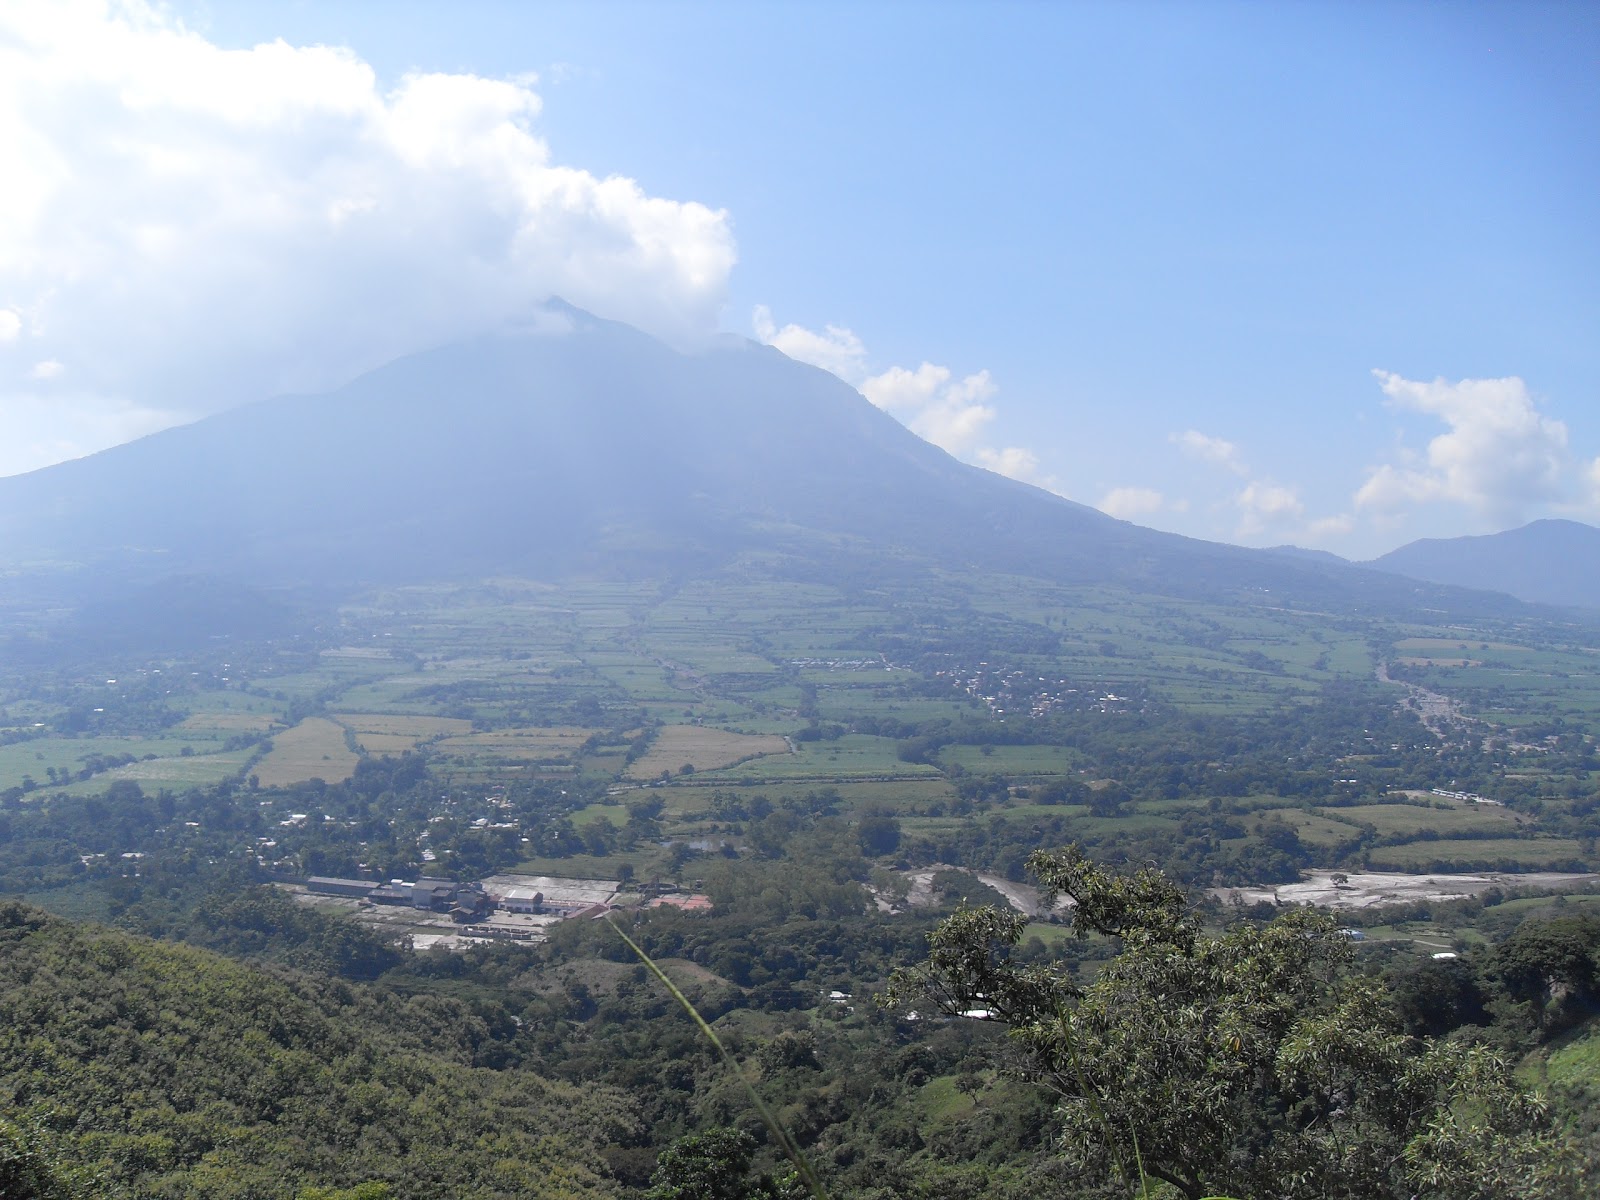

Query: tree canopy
[886,846,1586,1200]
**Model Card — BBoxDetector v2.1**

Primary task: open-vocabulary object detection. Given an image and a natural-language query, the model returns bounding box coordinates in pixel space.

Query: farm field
[626,725,791,780]
[1364,837,1590,871]
[57,748,262,794]
[175,711,278,733]
[332,713,474,756]
[0,732,234,792]
[1321,801,1522,837]
[706,734,936,783]
[2,567,1597,895]
[1257,808,1368,849]
[433,726,602,764]
[252,716,361,787]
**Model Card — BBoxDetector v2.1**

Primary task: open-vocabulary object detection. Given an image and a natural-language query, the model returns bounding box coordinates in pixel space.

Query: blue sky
[2,1,1596,557]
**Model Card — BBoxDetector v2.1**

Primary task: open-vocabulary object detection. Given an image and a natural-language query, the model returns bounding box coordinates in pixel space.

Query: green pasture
[1364,837,1589,871]
[0,732,234,791]
[1019,921,1074,947]
[823,778,960,810]
[1323,802,1521,837]
[54,748,260,794]
[1259,808,1368,848]
[323,676,440,712]
[570,800,629,828]
[915,1075,978,1122]
[432,726,599,762]
[702,734,936,782]
[671,776,959,817]
[1481,894,1600,929]
[1524,1021,1600,1101]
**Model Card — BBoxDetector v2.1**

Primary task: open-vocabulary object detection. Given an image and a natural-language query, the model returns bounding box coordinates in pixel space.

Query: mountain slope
[0,306,1106,578]
[0,305,1544,619]
[1367,520,1600,610]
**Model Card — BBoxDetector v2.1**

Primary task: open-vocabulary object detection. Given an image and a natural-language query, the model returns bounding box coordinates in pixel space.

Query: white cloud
[1355,372,1572,521]
[1171,429,1247,475]
[753,306,1049,480]
[1235,481,1303,537]
[751,305,865,379]
[1303,513,1355,541]
[1586,457,1600,509]
[860,363,997,455]
[1099,487,1166,520]
[30,359,63,380]
[975,445,1041,482]
[0,0,736,470]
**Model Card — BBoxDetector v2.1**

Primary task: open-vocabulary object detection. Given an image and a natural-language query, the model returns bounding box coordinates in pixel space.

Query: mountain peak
[1366,519,1600,609]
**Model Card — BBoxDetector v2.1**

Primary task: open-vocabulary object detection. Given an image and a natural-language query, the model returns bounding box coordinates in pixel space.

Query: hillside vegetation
[0,902,631,1200]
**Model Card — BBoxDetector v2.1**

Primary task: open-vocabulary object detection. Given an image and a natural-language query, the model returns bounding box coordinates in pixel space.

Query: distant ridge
[1366,519,1600,610]
[1265,545,1349,566]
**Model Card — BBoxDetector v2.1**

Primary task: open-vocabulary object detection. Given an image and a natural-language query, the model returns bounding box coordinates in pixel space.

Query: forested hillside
[0,902,631,1200]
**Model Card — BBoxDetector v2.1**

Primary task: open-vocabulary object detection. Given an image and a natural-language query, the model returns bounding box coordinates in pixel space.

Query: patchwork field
[3,569,1597,893]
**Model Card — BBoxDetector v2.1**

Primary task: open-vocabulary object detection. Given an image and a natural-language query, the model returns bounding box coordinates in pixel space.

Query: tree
[0,1119,85,1200]
[886,846,1583,1200]
[1493,914,1600,1032]
[645,1128,785,1200]
[857,810,901,857]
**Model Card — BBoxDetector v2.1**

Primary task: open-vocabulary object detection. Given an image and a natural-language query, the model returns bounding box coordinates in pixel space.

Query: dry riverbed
[1212,869,1599,911]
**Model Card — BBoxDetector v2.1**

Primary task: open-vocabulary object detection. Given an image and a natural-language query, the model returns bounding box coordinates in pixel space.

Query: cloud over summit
[0,1,735,474]
[752,305,1048,487]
